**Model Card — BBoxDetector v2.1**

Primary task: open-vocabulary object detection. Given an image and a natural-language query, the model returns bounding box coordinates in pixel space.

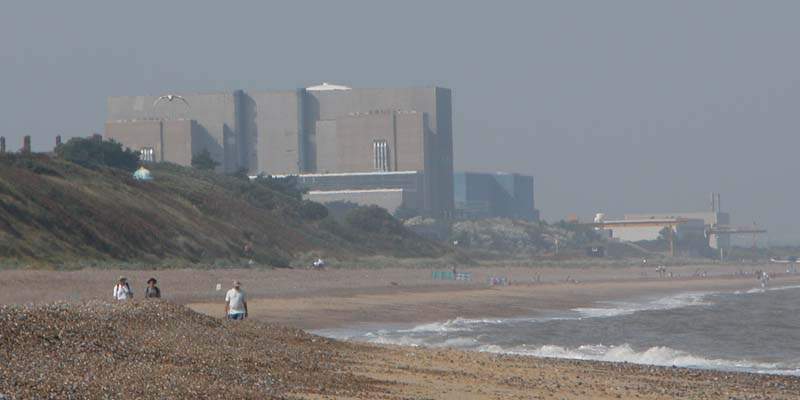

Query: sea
[314,284,800,376]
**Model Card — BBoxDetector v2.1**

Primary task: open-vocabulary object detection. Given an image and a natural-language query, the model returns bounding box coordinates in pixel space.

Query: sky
[2,1,800,243]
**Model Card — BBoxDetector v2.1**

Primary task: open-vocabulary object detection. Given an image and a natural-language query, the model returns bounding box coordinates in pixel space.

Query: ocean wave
[319,291,720,343]
[358,333,479,348]
[364,333,426,347]
[573,291,712,319]
[398,317,507,333]
[478,343,800,375]
[737,284,800,295]
[766,284,800,292]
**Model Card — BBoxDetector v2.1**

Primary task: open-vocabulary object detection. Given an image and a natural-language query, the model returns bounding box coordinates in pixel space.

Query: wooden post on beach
[668,225,676,257]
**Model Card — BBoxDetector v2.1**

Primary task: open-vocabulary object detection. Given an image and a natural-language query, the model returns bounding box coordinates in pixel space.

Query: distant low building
[295,171,424,215]
[623,212,730,249]
[454,172,538,221]
[605,217,707,243]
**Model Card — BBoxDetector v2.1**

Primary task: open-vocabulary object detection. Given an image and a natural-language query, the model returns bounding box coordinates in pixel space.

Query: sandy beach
[2,263,799,399]
[2,262,795,329]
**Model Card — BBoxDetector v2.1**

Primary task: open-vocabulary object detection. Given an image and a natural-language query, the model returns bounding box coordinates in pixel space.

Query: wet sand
[192,273,800,329]
[347,344,800,400]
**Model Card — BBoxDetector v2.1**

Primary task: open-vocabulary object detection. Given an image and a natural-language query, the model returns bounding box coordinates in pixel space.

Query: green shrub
[344,205,405,235]
[191,149,219,170]
[252,175,305,201]
[55,137,139,172]
[324,200,360,221]
[228,167,249,180]
[299,200,328,220]
[394,205,420,220]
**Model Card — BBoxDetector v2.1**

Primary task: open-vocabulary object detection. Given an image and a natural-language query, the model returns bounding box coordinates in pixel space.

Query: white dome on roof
[306,82,351,91]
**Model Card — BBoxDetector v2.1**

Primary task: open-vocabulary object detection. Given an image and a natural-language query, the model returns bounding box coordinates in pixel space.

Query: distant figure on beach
[312,258,326,270]
[145,277,161,298]
[225,280,248,320]
[243,242,255,266]
[113,276,133,301]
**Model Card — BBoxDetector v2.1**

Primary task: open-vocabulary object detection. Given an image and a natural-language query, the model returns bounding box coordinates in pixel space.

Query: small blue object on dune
[133,166,153,181]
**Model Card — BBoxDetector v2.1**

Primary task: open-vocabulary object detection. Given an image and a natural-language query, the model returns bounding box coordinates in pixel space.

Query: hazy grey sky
[2,1,799,243]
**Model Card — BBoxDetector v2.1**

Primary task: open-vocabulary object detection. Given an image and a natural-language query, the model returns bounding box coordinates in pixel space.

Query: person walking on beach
[144,277,161,298]
[760,272,770,288]
[225,280,248,320]
[113,276,133,301]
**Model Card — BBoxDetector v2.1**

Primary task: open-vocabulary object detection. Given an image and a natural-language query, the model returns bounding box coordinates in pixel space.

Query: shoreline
[190,271,800,330]
[1,262,795,330]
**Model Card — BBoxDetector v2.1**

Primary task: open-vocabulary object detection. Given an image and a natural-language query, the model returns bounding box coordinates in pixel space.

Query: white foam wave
[573,292,711,319]
[766,284,800,292]
[736,284,800,296]
[353,333,479,348]
[398,317,506,333]
[365,334,425,347]
[479,343,799,375]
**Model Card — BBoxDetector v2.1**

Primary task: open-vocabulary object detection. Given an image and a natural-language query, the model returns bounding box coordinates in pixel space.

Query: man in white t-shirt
[113,276,133,300]
[224,280,248,320]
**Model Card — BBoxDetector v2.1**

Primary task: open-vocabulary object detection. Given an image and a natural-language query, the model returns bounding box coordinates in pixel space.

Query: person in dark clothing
[145,277,161,298]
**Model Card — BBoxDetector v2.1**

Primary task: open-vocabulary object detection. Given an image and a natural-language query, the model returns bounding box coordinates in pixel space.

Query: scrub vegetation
[0,151,445,267]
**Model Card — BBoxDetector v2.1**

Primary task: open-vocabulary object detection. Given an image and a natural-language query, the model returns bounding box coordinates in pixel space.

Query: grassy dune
[0,154,444,267]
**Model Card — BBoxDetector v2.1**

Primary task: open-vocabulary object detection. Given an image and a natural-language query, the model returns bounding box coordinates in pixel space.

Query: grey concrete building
[107,92,241,171]
[106,84,453,217]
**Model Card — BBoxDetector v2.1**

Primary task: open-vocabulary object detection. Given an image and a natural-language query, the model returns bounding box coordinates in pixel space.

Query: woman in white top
[113,276,133,300]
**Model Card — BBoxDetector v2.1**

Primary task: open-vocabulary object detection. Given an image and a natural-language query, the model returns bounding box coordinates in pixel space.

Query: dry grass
[0,154,445,267]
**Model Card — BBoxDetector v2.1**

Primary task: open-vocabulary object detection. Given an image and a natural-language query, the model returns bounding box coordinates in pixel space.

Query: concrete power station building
[106,84,453,217]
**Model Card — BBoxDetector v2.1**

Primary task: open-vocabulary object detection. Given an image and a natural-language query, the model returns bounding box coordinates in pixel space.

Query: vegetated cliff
[0,154,445,266]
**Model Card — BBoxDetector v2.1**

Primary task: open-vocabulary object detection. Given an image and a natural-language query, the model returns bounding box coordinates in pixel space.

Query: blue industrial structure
[454,172,538,221]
